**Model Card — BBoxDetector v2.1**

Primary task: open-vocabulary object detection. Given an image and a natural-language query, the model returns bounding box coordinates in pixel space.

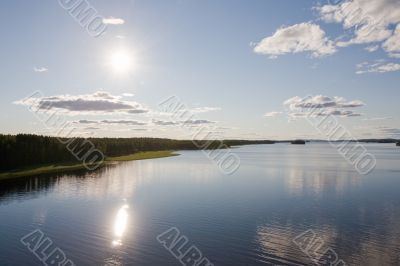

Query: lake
[1,143,400,266]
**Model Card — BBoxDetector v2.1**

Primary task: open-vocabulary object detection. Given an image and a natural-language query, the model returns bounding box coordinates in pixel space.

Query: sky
[0,0,399,140]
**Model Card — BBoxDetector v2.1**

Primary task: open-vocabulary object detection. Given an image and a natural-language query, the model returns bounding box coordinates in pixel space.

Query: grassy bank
[0,151,178,180]
[105,150,179,161]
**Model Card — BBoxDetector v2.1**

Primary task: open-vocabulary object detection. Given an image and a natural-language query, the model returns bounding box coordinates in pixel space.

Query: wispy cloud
[33,67,48,73]
[76,119,148,126]
[376,126,400,137]
[291,109,362,117]
[363,117,392,121]
[264,111,282,117]
[191,107,221,113]
[152,120,180,126]
[356,61,400,74]
[183,119,215,125]
[102,17,125,25]
[152,119,216,126]
[365,45,379,52]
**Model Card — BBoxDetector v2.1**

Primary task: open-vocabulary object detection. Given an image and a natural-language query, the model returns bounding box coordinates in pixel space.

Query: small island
[397,142,400,147]
[291,140,306,145]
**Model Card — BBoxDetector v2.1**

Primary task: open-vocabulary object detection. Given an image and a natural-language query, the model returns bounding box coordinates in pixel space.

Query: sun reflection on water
[112,204,129,247]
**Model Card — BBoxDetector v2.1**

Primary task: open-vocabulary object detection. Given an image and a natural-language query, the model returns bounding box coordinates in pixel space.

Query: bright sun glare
[112,204,129,246]
[109,49,133,74]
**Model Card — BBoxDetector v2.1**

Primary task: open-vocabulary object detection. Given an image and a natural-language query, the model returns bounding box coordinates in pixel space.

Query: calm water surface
[1,144,400,266]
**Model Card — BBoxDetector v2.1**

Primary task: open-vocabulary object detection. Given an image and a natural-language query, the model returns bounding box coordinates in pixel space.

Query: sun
[109,49,133,74]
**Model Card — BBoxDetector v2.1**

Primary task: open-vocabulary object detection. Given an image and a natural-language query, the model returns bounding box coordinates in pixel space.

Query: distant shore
[1,133,398,181]
[0,151,178,181]
[0,134,276,180]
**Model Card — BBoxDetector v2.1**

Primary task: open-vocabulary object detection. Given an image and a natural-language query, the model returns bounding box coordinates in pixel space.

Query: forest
[0,134,275,171]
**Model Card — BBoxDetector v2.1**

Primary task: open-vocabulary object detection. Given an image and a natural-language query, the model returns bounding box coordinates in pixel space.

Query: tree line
[0,134,275,171]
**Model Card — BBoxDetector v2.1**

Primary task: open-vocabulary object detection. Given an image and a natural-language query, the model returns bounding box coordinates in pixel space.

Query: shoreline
[0,151,179,181]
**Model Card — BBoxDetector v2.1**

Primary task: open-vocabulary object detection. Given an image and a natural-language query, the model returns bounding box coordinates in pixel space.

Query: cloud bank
[284,95,365,117]
[254,0,400,69]
[15,91,149,115]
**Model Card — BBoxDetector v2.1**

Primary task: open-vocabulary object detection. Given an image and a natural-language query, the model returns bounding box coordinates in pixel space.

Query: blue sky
[1,0,399,139]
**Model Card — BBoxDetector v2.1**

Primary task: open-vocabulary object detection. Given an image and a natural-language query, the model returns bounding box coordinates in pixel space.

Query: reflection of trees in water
[0,168,104,204]
[0,160,151,204]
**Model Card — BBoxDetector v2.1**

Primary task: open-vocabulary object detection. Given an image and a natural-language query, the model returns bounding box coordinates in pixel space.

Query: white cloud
[356,61,400,73]
[254,22,337,58]
[33,67,48,73]
[102,17,125,25]
[284,95,364,118]
[191,107,221,113]
[14,91,149,115]
[257,0,400,61]
[122,93,134,97]
[264,111,282,117]
[317,0,400,46]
